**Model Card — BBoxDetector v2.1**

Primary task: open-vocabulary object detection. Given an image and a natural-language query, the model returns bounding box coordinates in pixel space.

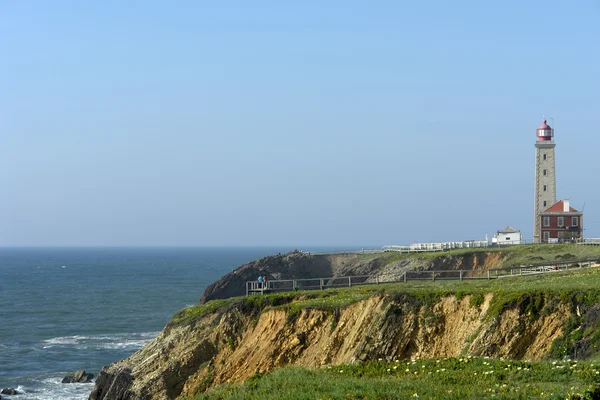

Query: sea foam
[42,332,158,350]
[10,377,94,400]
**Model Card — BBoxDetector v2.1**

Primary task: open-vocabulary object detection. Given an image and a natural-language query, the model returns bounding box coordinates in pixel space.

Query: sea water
[0,247,293,400]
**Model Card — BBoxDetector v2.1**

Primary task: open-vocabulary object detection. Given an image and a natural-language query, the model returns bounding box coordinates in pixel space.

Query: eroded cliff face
[89,293,570,400]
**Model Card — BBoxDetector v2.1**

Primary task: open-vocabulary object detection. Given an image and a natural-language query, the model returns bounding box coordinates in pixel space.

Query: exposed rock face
[200,250,508,303]
[1,388,18,395]
[89,292,571,400]
[200,250,333,303]
[62,370,94,383]
[88,369,134,400]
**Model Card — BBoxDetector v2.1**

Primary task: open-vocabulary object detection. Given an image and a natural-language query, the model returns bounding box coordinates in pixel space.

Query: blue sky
[1,1,599,246]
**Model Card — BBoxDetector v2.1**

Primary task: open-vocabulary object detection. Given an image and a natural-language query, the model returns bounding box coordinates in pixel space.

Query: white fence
[579,238,600,245]
[382,240,489,253]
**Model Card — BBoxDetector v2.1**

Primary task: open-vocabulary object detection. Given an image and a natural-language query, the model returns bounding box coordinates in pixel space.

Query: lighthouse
[533,120,557,243]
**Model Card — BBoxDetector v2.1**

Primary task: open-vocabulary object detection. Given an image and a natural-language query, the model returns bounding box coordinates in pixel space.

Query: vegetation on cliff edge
[170,266,600,361]
[174,266,600,323]
[344,244,600,269]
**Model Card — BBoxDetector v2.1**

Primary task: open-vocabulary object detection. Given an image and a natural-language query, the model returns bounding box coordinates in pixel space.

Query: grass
[169,298,235,326]
[167,293,300,330]
[169,261,600,399]
[171,266,600,331]
[344,244,600,269]
[179,244,600,326]
[183,357,600,400]
[278,266,600,314]
[169,266,600,363]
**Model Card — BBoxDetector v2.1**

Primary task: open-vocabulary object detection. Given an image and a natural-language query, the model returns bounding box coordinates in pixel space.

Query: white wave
[3,376,94,400]
[93,338,154,350]
[42,332,159,350]
[42,335,87,346]
[41,376,64,384]
[15,383,94,400]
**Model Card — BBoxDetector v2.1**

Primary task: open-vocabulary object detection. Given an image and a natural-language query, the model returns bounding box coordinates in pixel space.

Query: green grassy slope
[188,357,600,400]
[356,244,600,269]
[175,265,600,324]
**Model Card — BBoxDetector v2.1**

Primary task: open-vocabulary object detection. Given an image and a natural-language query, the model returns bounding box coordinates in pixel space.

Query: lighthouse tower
[533,120,557,243]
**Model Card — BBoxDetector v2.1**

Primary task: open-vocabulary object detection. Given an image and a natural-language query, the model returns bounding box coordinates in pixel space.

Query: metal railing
[246,258,600,296]
[247,275,374,296]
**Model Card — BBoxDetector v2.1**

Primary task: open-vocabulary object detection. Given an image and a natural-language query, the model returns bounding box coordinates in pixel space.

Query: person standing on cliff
[263,275,268,289]
[257,275,263,288]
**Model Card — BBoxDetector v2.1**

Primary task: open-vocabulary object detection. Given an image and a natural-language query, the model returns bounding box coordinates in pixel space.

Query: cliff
[89,246,600,399]
[89,279,598,399]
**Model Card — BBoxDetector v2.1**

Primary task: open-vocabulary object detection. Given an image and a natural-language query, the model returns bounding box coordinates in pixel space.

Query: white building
[492,226,523,245]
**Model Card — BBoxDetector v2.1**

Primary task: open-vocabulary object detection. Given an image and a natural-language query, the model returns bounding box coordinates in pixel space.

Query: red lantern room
[536,120,554,141]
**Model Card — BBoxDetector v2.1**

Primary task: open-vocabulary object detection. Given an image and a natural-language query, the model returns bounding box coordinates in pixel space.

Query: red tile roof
[543,200,579,213]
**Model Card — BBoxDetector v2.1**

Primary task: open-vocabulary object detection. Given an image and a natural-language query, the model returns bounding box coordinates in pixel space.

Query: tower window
[543,185,547,192]
[573,217,579,227]
[543,201,547,207]
[558,217,564,227]
[543,169,547,176]
[543,154,547,160]
[543,217,550,227]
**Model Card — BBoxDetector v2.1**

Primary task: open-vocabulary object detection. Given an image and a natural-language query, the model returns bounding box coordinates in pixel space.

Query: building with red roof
[539,199,583,243]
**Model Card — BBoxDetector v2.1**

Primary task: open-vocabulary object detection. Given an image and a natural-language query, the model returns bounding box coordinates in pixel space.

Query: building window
[543,217,550,227]
[558,216,564,227]
[543,201,547,207]
[543,154,547,161]
[543,169,547,176]
[573,217,579,227]
[543,185,547,192]
[543,231,550,241]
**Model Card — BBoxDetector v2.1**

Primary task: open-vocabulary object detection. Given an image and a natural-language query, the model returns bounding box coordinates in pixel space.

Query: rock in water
[1,388,18,394]
[62,369,94,383]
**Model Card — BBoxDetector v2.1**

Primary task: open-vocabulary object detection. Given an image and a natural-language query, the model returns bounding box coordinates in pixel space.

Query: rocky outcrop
[200,250,334,303]
[0,388,18,395]
[200,250,508,302]
[88,369,134,400]
[62,370,94,383]
[89,291,573,400]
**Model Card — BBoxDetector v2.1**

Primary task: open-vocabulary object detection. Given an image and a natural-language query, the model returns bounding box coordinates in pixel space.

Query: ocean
[0,247,296,400]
